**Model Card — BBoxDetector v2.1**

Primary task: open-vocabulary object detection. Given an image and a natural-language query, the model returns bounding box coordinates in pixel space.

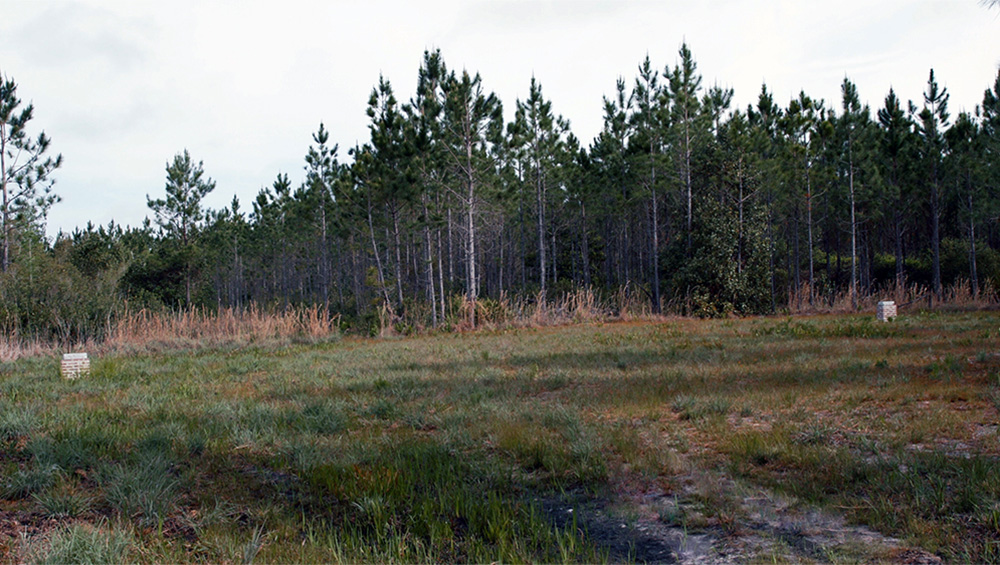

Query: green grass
[25,522,134,564]
[1,311,999,562]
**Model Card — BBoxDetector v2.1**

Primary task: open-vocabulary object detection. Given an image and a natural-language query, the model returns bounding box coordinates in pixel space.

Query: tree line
[2,46,1000,341]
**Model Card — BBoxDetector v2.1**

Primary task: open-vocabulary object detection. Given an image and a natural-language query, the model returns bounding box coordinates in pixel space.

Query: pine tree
[440,69,503,327]
[946,112,984,296]
[366,76,412,310]
[780,92,823,304]
[591,77,634,288]
[510,76,571,297]
[747,84,783,311]
[147,150,216,307]
[304,123,341,310]
[667,43,704,254]
[838,78,875,308]
[917,69,950,300]
[630,56,667,313]
[405,50,448,325]
[877,88,917,290]
[0,71,62,272]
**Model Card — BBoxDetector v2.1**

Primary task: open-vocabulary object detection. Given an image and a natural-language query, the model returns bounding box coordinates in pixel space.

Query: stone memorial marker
[876,301,897,322]
[61,353,90,379]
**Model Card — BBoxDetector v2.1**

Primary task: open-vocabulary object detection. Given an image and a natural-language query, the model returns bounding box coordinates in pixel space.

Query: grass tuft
[27,522,133,565]
[100,453,179,527]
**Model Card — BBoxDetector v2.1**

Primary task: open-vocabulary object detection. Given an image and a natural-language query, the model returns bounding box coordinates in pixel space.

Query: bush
[667,198,770,316]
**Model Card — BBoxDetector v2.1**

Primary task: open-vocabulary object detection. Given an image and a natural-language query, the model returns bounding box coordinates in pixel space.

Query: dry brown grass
[103,304,339,351]
[453,287,651,331]
[787,279,999,314]
[1,279,995,360]
[0,334,53,362]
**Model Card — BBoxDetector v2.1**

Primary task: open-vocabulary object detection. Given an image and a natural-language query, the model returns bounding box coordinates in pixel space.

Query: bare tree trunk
[465,139,477,328]
[366,195,391,307]
[650,150,661,314]
[536,163,546,296]
[423,197,438,326]
[437,228,446,322]
[391,205,405,308]
[793,206,801,310]
[805,153,815,306]
[320,195,330,311]
[684,120,693,255]
[931,164,942,300]
[850,163,858,310]
[737,171,745,275]
[580,200,591,287]
[968,175,979,297]
[447,207,454,289]
[894,207,904,292]
[1,131,9,272]
[551,223,557,288]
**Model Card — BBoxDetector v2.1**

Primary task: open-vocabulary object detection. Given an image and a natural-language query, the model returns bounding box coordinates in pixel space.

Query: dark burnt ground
[534,490,730,564]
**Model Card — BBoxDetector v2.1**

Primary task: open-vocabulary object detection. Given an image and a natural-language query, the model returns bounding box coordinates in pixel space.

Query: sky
[2,0,998,238]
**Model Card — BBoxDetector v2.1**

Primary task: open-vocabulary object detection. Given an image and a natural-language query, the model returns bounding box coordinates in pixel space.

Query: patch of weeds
[242,524,268,565]
[727,430,788,467]
[826,318,901,338]
[136,427,175,455]
[657,496,685,526]
[33,485,93,519]
[100,453,179,527]
[4,464,59,499]
[31,425,117,472]
[671,395,730,421]
[690,472,744,533]
[671,395,697,416]
[185,432,208,457]
[26,440,88,475]
[300,440,605,562]
[793,423,832,446]
[536,374,569,393]
[492,414,606,486]
[927,354,965,381]
[288,400,349,435]
[753,318,814,338]
[88,357,125,381]
[364,399,396,420]
[988,389,1000,413]
[0,405,37,444]
[27,522,133,565]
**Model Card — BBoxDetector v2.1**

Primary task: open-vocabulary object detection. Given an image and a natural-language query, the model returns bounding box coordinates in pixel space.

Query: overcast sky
[2,0,998,238]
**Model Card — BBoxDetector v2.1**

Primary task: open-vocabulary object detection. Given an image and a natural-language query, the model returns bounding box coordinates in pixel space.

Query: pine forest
[3,46,1000,345]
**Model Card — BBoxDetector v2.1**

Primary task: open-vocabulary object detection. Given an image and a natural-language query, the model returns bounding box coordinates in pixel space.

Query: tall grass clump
[105,304,339,351]
[787,279,999,314]
[25,522,133,565]
[296,440,606,563]
[0,334,52,362]
[4,465,58,500]
[99,453,179,527]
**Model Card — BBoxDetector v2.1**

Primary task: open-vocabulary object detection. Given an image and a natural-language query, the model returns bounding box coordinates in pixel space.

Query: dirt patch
[537,492,714,564]
[0,507,70,563]
[538,468,942,564]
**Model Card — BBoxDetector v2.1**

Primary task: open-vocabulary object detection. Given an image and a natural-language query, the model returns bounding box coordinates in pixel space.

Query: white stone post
[61,353,90,379]
[876,301,897,322]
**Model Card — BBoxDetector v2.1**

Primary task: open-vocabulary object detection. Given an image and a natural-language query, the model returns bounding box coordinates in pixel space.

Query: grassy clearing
[1,311,999,562]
